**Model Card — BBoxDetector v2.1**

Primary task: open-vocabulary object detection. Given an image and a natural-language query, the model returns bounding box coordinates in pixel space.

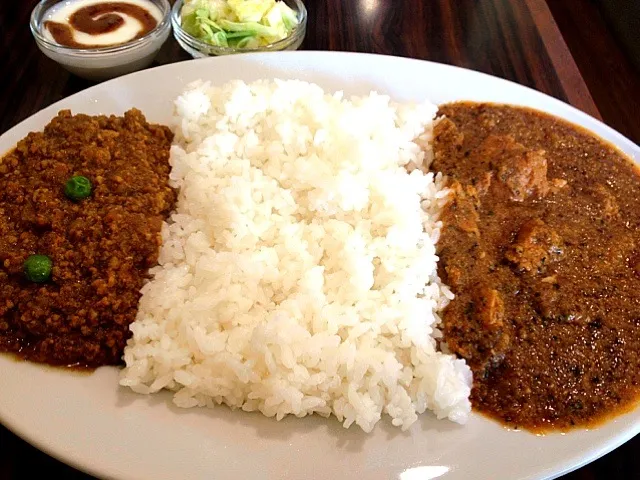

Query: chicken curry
[433,102,640,431]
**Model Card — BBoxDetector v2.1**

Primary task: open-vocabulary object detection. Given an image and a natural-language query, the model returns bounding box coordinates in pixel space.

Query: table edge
[524,0,602,120]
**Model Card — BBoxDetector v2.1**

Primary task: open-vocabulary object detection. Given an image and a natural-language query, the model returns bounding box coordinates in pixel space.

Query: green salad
[180,0,300,49]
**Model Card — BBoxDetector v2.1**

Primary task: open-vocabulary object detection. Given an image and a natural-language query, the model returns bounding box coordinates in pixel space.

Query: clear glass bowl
[30,0,172,81]
[172,0,307,57]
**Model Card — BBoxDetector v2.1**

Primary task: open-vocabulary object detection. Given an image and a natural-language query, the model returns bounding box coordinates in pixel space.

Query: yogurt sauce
[42,0,163,48]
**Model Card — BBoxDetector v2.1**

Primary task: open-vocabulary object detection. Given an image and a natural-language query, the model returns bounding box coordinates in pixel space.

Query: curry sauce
[433,103,640,431]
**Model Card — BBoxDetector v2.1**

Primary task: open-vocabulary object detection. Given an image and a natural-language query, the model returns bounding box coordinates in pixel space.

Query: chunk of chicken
[442,283,510,371]
[440,180,480,237]
[505,218,563,273]
[432,118,465,173]
[479,135,550,201]
[592,185,619,218]
[475,285,505,329]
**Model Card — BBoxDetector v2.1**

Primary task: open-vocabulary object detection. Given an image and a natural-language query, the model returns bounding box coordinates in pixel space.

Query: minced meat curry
[0,109,175,367]
[433,102,640,431]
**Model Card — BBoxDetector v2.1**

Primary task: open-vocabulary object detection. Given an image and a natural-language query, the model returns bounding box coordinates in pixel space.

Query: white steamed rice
[119,79,472,432]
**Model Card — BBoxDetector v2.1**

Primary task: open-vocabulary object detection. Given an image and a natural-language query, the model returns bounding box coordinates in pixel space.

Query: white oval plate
[0,52,638,480]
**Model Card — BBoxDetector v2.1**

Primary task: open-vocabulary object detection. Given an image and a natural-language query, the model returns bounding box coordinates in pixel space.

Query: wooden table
[0,1,638,479]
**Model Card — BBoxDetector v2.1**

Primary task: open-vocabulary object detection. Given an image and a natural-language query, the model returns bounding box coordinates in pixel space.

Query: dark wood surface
[546,0,640,144]
[0,1,638,479]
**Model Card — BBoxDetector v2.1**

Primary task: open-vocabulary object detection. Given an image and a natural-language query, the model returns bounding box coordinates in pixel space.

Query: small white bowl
[172,0,307,58]
[30,0,172,82]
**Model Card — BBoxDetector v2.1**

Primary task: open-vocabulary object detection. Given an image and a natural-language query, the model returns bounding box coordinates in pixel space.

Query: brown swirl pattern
[44,2,158,49]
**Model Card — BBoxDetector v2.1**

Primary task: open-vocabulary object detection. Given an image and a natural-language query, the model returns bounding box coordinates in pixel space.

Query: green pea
[64,175,92,200]
[24,254,52,283]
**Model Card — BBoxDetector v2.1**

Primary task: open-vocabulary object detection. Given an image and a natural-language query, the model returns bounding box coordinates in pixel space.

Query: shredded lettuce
[181,0,299,48]
[228,0,275,22]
